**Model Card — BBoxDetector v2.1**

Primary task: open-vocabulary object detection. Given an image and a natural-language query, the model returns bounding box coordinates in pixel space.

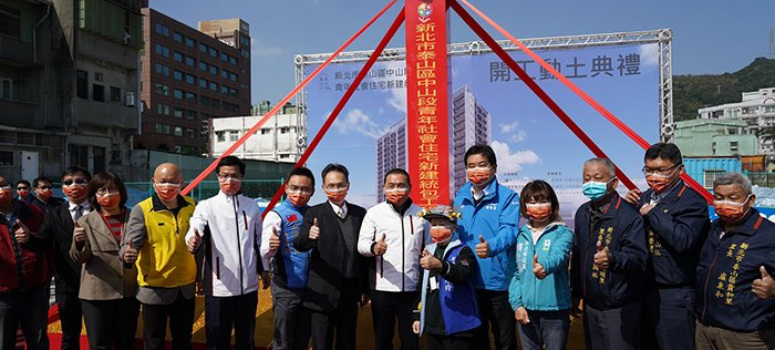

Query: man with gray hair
[570,157,648,350]
[695,172,775,349]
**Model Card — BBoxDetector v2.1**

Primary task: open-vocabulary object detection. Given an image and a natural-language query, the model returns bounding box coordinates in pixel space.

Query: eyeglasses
[324,184,349,192]
[217,174,242,182]
[96,189,118,197]
[16,187,29,191]
[37,186,53,190]
[642,164,681,177]
[62,178,88,187]
[287,185,312,196]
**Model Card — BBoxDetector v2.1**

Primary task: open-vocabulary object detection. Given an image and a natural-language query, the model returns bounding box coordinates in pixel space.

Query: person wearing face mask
[120,163,197,350]
[357,168,428,350]
[508,180,573,350]
[68,172,138,350]
[184,156,267,350]
[294,164,369,350]
[452,145,519,350]
[0,174,49,350]
[26,166,93,350]
[16,180,33,204]
[570,157,648,350]
[622,143,710,350]
[261,167,316,350]
[412,205,479,350]
[30,176,65,214]
[694,172,775,350]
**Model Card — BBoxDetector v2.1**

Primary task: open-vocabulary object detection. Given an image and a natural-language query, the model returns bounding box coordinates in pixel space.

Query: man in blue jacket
[696,172,775,350]
[453,145,519,350]
[571,157,648,350]
[624,143,710,350]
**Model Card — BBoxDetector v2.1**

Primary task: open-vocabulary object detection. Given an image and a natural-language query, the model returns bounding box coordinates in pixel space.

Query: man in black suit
[24,166,92,350]
[295,164,370,350]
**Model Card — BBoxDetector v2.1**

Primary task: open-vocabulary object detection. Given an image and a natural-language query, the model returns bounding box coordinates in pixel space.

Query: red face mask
[17,189,29,199]
[0,187,12,204]
[63,185,87,201]
[526,203,552,222]
[645,166,679,194]
[430,226,454,243]
[37,189,53,202]
[466,166,492,185]
[97,193,121,210]
[155,183,181,201]
[219,178,242,196]
[384,188,409,205]
[714,195,752,224]
[325,187,348,204]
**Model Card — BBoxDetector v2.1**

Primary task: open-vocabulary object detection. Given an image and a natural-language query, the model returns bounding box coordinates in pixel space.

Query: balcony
[0,36,34,66]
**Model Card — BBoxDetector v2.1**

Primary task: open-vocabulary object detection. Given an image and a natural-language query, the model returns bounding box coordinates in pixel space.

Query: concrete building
[1,0,143,180]
[674,119,758,157]
[698,87,775,155]
[452,85,492,191]
[210,103,304,163]
[375,121,407,202]
[373,85,492,201]
[135,8,251,155]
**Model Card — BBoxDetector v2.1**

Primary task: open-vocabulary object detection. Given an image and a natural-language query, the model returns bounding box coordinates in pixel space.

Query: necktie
[74,205,83,222]
[337,207,344,219]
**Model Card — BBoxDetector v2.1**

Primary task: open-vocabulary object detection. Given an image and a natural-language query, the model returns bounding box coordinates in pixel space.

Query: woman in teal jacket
[508,180,573,350]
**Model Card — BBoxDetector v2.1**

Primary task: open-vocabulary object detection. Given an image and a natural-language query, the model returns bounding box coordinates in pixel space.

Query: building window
[110,86,121,102]
[0,4,22,39]
[92,84,105,102]
[154,44,169,58]
[229,56,237,65]
[210,98,219,109]
[155,23,169,37]
[230,73,237,82]
[280,127,290,134]
[209,66,218,76]
[199,78,207,89]
[172,31,183,43]
[199,43,208,53]
[730,141,739,152]
[704,170,726,189]
[173,51,183,63]
[199,61,207,72]
[154,64,169,77]
[0,151,12,165]
[220,52,228,62]
[173,70,183,81]
[186,92,196,103]
[240,36,250,46]
[156,103,170,116]
[766,105,775,113]
[186,110,197,120]
[174,127,183,137]
[185,56,195,67]
[154,83,169,96]
[0,78,12,100]
[185,37,195,48]
[216,131,225,142]
[187,129,195,139]
[174,107,184,119]
[76,70,88,99]
[221,69,228,79]
[229,131,239,142]
[185,74,195,85]
[261,128,270,135]
[209,47,218,58]
[173,89,183,100]
[210,82,217,92]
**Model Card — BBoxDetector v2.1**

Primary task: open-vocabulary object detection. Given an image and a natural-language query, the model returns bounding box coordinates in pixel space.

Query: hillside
[673,57,775,121]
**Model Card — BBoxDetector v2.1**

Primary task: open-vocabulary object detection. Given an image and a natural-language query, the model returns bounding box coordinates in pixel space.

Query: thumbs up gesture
[420,248,442,271]
[269,226,281,252]
[309,218,320,241]
[186,228,202,253]
[753,266,775,300]
[373,233,388,256]
[13,219,30,244]
[532,254,547,279]
[73,222,86,248]
[476,235,490,258]
[124,242,139,264]
[593,240,611,270]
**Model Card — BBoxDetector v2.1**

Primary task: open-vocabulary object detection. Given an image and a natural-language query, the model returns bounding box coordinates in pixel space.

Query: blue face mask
[582,178,615,200]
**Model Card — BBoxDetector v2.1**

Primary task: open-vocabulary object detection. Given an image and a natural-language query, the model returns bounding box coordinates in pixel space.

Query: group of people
[0,142,774,350]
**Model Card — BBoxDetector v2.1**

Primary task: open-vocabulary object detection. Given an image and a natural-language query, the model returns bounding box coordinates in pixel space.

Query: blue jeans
[516,309,570,350]
[0,286,50,350]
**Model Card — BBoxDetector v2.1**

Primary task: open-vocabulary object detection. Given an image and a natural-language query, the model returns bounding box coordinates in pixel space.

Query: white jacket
[358,201,429,292]
[186,191,265,297]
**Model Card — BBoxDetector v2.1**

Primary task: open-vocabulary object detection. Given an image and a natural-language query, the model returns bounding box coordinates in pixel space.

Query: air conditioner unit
[125,92,135,107]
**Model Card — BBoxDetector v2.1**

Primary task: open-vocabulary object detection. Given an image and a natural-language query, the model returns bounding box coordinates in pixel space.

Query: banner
[404,0,451,207]
[302,41,660,226]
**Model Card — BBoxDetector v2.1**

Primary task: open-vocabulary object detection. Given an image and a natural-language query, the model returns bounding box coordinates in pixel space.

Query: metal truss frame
[293,29,674,155]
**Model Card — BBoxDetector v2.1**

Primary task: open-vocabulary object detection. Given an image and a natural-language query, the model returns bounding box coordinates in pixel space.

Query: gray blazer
[70,210,138,300]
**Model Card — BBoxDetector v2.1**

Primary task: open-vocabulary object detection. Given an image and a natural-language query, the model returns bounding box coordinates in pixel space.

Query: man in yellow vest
[121,163,198,350]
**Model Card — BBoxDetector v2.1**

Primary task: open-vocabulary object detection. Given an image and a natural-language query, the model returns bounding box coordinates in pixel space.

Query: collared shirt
[69,201,91,223]
[649,180,684,205]
[470,185,490,202]
[329,200,348,219]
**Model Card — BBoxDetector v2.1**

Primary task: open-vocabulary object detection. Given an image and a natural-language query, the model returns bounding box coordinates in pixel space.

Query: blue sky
[152,0,775,104]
